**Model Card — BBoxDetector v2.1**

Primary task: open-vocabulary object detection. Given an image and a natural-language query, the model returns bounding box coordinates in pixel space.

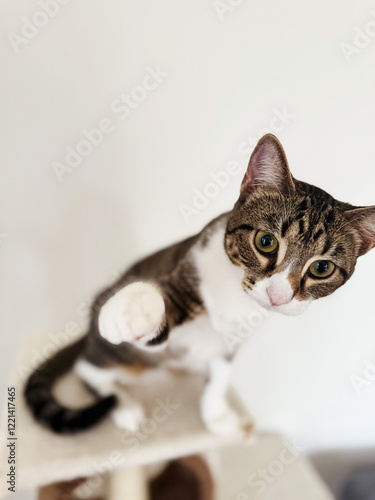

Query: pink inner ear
[345,206,375,256]
[360,224,375,254]
[241,169,252,188]
[240,134,293,195]
[241,142,274,189]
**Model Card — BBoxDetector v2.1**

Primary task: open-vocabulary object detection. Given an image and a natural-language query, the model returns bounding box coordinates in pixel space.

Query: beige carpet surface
[0,332,253,496]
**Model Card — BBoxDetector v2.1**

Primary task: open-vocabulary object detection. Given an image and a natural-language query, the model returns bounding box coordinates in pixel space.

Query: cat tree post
[108,467,148,500]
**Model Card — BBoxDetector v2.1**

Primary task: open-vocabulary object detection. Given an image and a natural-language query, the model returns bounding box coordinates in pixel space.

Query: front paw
[98,282,165,345]
[202,405,243,438]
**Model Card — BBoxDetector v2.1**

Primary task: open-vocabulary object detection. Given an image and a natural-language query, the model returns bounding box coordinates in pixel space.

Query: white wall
[1,0,375,495]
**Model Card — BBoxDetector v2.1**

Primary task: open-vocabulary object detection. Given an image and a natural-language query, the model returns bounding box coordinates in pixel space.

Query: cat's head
[225,134,375,316]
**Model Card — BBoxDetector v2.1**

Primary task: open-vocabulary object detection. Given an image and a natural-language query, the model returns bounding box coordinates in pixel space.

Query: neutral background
[2,0,375,497]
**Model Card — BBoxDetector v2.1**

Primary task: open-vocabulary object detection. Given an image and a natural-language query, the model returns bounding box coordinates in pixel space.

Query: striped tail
[24,337,117,433]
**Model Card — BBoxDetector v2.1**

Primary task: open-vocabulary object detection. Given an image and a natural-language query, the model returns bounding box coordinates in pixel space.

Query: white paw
[112,404,145,432]
[203,406,243,437]
[98,282,165,345]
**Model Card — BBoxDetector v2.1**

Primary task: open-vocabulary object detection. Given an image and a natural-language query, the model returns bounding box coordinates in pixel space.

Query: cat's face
[225,134,375,316]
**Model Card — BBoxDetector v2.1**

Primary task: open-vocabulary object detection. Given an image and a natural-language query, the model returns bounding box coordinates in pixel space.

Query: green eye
[309,260,335,279]
[255,231,279,254]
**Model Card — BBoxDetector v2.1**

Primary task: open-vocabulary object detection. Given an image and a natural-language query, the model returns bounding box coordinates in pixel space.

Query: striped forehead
[275,198,348,261]
[281,203,334,244]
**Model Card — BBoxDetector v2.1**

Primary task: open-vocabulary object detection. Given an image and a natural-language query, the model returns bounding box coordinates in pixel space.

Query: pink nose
[267,286,293,307]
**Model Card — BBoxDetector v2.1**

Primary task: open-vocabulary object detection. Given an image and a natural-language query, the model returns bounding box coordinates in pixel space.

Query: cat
[25,134,375,436]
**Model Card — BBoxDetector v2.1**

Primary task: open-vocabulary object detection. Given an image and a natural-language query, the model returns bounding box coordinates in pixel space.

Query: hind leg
[74,359,146,432]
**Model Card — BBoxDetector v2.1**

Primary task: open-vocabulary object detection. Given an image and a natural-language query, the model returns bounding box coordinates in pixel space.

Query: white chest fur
[164,224,270,373]
[194,224,269,334]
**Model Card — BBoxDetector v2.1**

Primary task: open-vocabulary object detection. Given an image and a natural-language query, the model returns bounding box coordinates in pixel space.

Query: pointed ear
[344,206,375,256]
[241,134,295,197]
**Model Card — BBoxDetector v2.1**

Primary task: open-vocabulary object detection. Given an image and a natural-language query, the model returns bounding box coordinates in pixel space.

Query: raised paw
[98,282,165,346]
[112,404,146,432]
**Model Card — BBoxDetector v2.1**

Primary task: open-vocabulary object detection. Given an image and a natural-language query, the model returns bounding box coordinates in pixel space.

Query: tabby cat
[25,134,375,435]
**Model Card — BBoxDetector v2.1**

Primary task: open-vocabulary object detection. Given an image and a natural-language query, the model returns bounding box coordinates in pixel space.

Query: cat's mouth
[246,287,310,316]
[264,299,310,316]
